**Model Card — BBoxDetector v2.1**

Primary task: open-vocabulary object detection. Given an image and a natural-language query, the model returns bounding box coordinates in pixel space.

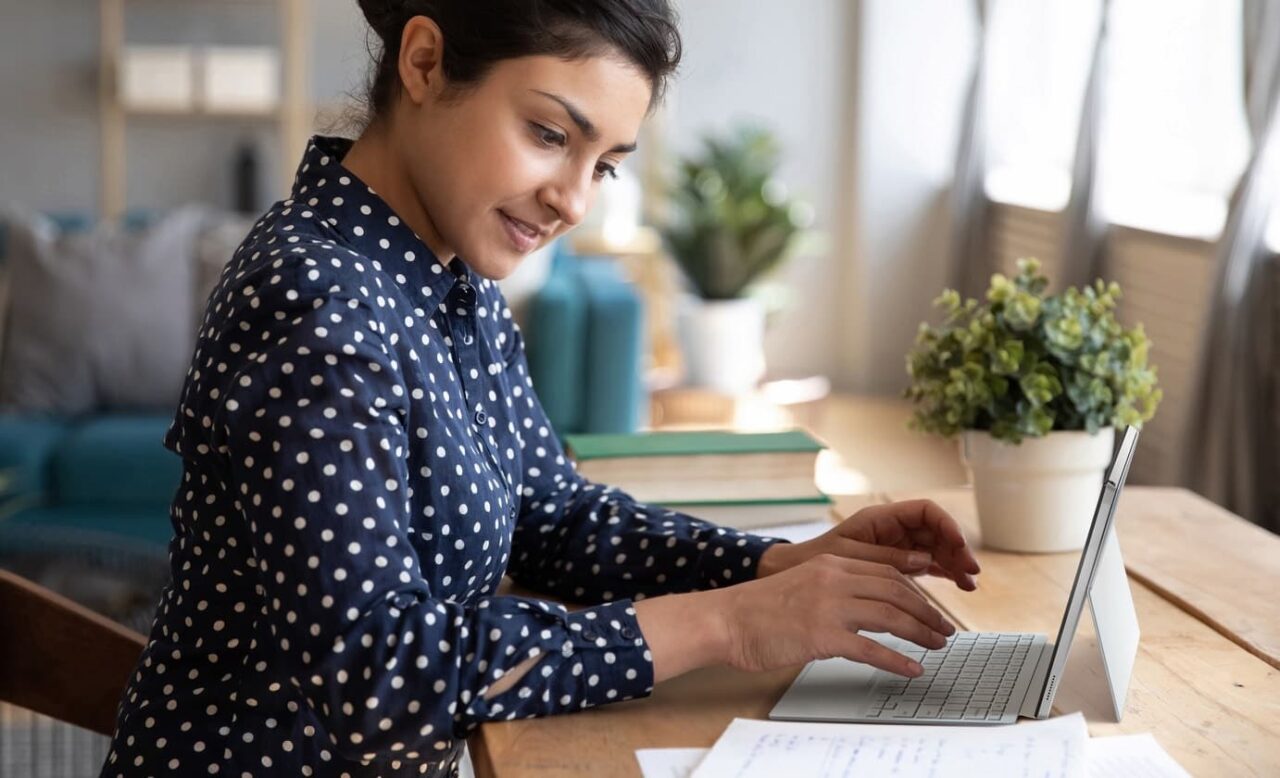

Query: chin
[463,249,523,282]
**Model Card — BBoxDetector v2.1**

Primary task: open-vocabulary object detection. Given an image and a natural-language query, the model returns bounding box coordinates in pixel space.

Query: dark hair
[357,0,682,122]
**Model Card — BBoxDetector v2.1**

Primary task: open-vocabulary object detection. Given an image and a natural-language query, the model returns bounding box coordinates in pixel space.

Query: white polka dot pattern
[101,136,784,777]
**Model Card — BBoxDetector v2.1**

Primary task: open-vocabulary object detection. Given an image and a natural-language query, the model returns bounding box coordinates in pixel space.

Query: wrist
[756,541,797,578]
[634,589,734,683]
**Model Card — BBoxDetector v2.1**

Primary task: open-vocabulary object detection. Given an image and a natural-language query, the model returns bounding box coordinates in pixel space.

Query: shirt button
[463,334,474,345]
[620,626,638,640]
[582,627,601,641]
[474,410,487,425]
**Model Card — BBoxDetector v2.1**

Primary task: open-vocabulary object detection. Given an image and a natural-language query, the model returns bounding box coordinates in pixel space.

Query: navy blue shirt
[102,136,786,777]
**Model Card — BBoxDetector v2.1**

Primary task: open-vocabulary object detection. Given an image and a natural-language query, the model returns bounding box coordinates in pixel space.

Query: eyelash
[530,123,619,181]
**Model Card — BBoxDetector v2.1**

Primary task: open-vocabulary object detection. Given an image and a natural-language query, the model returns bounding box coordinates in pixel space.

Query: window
[1098,0,1251,239]
[984,0,1102,211]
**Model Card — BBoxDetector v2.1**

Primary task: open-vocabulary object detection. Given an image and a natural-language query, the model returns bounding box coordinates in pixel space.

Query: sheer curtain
[1058,0,1110,290]
[1187,0,1280,530]
[948,0,994,301]
[984,0,1100,213]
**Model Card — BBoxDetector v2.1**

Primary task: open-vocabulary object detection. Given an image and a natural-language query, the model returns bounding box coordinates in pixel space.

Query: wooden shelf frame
[98,0,312,221]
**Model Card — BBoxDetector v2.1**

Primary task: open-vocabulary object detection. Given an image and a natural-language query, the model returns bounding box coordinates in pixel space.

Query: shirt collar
[290,135,473,305]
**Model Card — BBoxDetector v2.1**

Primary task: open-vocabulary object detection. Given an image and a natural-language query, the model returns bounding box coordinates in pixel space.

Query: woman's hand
[756,499,980,591]
[709,554,956,677]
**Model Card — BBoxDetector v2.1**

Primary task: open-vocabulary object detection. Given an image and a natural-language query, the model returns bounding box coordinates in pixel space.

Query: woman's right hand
[713,553,956,677]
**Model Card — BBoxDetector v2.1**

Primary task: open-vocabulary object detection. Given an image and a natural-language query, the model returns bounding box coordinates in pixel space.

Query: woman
[102,2,980,776]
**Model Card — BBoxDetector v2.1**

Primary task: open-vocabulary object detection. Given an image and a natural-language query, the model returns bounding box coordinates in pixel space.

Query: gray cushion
[193,214,254,333]
[0,253,8,375]
[0,207,209,413]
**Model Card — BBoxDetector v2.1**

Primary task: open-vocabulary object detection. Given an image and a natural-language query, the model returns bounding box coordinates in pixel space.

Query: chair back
[0,567,145,736]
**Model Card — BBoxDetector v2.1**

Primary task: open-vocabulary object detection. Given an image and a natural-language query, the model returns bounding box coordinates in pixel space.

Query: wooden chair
[0,567,145,736]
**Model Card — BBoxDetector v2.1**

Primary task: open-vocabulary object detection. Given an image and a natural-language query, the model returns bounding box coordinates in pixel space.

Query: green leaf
[905,258,1162,443]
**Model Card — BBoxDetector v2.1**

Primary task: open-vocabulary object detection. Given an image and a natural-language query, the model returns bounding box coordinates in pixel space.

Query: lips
[498,210,545,253]
[500,210,543,239]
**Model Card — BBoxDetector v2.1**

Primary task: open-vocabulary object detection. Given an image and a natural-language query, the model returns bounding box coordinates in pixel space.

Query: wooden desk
[471,487,1280,777]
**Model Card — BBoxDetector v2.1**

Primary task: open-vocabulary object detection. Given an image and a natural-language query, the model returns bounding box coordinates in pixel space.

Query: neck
[341,120,456,262]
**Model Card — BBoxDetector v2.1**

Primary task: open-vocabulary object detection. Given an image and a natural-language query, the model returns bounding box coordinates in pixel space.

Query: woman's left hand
[755,499,981,590]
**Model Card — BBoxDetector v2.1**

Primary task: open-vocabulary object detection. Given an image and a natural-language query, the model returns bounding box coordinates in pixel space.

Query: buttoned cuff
[558,599,654,708]
[695,528,791,589]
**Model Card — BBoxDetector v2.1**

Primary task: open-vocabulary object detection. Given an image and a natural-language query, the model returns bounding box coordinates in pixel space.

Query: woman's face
[392,26,654,280]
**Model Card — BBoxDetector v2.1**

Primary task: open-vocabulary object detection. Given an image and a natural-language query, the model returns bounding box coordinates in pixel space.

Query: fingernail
[910,661,924,675]
[908,552,931,567]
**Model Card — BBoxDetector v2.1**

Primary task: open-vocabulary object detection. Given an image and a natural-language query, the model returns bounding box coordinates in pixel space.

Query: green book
[657,494,833,508]
[564,429,823,460]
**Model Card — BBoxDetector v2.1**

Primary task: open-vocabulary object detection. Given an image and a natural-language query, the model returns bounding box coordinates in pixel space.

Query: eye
[594,163,619,182]
[530,123,566,148]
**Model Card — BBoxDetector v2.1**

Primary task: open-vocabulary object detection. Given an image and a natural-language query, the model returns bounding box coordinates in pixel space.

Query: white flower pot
[677,296,766,395]
[961,427,1115,553]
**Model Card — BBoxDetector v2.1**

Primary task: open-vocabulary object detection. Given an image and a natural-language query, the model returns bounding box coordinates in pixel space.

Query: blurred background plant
[905,258,1163,443]
[660,125,814,300]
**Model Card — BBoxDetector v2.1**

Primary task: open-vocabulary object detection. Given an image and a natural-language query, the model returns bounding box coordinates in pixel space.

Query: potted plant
[661,125,812,394]
[904,259,1162,552]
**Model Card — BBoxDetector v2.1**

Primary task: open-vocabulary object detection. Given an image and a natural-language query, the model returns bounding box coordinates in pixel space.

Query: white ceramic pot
[961,427,1115,553]
[677,296,766,395]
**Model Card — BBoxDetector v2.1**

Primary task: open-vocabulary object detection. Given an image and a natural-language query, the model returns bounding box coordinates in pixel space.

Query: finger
[829,632,925,678]
[925,562,950,579]
[922,558,979,591]
[838,538,933,572]
[933,544,982,581]
[847,598,950,651]
[849,576,955,638]
[861,500,981,573]
[898,501,983,578]
[833,557,953,620]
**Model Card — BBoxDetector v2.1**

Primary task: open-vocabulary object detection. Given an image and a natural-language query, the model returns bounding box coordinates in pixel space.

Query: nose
[539,166,594,228]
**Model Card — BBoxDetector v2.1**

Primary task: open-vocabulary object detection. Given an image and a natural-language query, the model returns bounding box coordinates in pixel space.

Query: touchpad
[770,657,880,722]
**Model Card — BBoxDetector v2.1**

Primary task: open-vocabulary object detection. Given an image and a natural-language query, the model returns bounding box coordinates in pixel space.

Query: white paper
[750,520,835,544]
[635,748,710,778]
[1086,734,1190,777]
[691,713,1089,778]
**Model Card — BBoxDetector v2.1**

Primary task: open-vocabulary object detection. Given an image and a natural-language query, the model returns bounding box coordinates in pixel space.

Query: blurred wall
[837,0,975,395]
[0,0,974,396]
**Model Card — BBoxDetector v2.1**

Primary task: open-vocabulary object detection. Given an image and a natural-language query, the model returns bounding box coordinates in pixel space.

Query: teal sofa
[0,414,179,562]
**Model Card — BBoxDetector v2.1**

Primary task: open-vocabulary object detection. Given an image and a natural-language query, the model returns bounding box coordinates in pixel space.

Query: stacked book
[564,429,832,530]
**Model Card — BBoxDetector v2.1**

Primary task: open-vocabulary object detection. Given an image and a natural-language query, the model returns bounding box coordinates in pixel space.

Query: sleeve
[210,287,655,764]
[495,304,791,604]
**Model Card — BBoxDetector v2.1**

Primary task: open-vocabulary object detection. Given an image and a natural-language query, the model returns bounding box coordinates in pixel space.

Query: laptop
[770,425,1141,726]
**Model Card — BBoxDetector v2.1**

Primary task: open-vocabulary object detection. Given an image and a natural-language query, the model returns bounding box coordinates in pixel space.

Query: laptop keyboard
[863,633,1037,722]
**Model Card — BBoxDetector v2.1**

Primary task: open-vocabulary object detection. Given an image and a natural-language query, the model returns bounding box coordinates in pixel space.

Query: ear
[397,15,447,106]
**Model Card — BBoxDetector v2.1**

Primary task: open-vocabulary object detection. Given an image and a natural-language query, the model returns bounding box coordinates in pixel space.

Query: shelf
[98,0,311,220]
[120,105,284,121]
[122,0,277,5]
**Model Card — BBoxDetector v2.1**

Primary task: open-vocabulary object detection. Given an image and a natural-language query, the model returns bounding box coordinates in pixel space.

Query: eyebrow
[531,90,638,154]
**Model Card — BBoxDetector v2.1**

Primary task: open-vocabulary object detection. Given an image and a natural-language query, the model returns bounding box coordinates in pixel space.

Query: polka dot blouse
[101,135,788,778]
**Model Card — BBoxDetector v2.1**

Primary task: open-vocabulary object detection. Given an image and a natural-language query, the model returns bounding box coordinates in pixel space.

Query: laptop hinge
[1018,643,1054,719]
